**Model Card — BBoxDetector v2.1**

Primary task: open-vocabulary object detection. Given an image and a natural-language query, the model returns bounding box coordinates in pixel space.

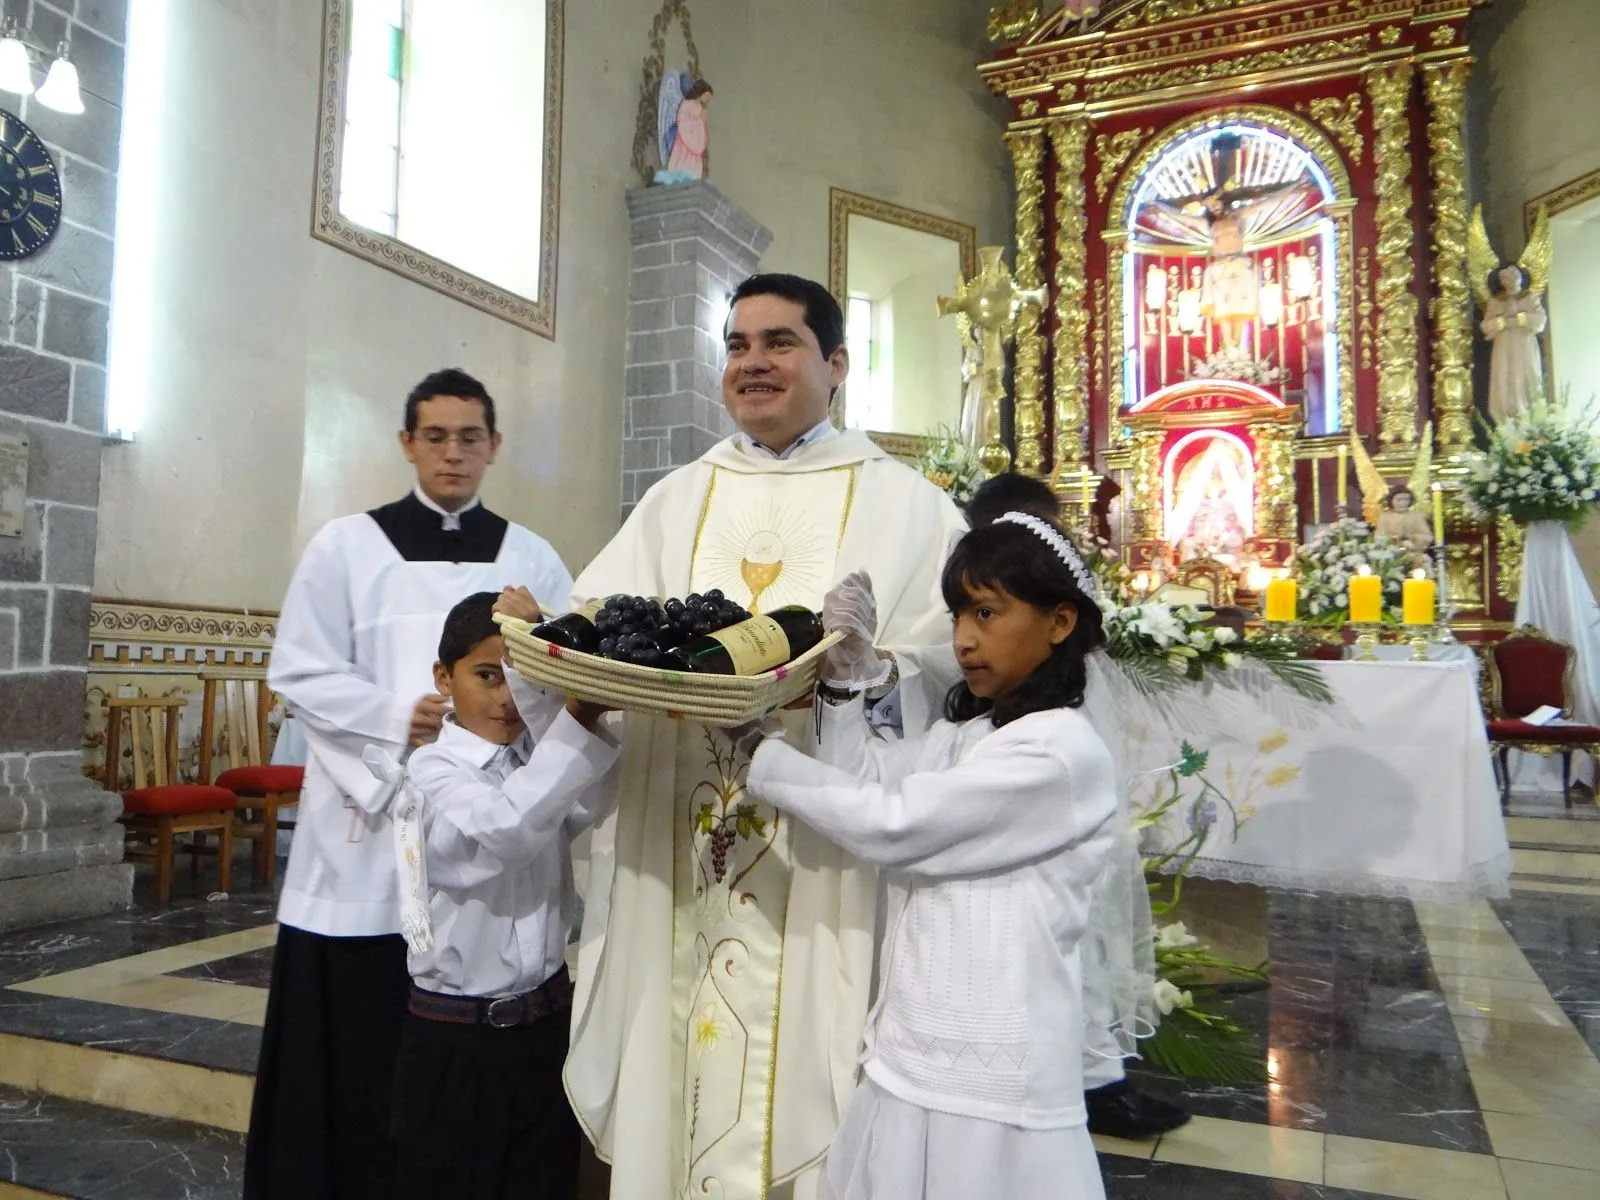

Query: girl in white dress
[743,513,1118,1200]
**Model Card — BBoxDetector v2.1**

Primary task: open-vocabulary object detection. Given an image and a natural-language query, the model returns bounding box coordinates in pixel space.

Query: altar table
[1137,660,1511,901]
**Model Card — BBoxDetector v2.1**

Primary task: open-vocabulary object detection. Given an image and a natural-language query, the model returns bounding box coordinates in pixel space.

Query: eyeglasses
[411,428,491,450]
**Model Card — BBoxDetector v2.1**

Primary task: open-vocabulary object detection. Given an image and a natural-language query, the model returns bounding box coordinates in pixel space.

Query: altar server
[742,518,1118,1199]
[388,592,617,1200]
[549,274,967,1199]
[244,370,573,1199]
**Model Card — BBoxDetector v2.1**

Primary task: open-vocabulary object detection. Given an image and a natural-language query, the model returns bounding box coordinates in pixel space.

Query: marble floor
[0,821,1597,1199]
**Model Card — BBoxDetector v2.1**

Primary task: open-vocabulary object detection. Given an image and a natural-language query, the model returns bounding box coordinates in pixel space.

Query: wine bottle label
[708,616,793,675]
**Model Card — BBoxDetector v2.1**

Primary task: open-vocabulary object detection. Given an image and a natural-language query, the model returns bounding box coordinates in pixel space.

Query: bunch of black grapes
[593,590,750,667]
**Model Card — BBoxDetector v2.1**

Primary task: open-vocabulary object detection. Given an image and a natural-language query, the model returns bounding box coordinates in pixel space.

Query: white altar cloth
[1138,660,1511,900]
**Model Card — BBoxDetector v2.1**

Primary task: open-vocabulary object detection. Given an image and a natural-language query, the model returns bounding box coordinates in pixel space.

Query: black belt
[408,971,574,1029]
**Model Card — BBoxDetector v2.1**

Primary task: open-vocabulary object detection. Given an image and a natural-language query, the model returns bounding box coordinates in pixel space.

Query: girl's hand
[821,571,892,689]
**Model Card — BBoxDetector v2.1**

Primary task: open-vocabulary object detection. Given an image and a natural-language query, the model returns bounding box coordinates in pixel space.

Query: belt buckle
[485,996,522,1028]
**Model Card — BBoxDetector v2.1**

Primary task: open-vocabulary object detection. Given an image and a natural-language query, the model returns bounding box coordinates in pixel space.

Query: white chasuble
[564,431,968,1200]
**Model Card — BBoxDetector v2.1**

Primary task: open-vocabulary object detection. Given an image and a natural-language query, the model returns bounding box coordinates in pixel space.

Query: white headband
[994,511,1099,600]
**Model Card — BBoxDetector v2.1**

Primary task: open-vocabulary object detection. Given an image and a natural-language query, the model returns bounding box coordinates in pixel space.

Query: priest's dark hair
[729,273,845,358]
[967,473,1061,528]
[405,369,498,437]
[940,521,1105,727]
[437,591,504,673]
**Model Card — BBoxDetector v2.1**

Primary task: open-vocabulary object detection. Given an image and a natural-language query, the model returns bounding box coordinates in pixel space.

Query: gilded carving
[1130,428,1164,541]
[1093,127,1152,203]
[1379,25,1402,47]
[1020,98,1040,117]
[1093,277,1108,403]
[1365,60,1420,451]
[1423,58,1474,450]
[1495,513,1524,603]
[1430,25,1457,48]
[1357,246,1374,369]
[1446,541,1486,612]
[1007,129,1049,476]
[1334,210,1357,432]
[1252,422,1298,540]
[988,1,1040,44]
[1107,240,1127,443]
[1049,117,1092,471]
[1087,36,1369,101]
[1112,0,1255,29]
[1298,93,1364,166]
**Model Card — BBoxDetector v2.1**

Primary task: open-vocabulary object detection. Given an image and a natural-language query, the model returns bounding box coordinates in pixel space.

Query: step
[0,1084,244,1199]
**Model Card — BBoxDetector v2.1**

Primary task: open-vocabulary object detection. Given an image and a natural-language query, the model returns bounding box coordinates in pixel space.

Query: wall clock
[0,109,60,261]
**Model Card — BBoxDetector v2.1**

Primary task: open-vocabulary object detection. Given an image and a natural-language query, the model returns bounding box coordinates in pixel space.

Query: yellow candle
[1348,571,1383,623]
[1336,445,1348,508]
[1403,575,1436,626]
[1264,578,1297,623]
[1431,483,1444,545]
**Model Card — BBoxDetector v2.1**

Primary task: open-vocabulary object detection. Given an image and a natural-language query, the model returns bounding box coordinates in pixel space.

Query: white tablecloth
[1134,660,1511,900]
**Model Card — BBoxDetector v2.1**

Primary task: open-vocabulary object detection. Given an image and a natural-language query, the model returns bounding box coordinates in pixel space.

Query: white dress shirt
[406,698,620,999]
[737,416,839,461]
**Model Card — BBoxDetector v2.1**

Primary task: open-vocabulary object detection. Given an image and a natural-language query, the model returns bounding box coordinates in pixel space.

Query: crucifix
[936,245,1047,477]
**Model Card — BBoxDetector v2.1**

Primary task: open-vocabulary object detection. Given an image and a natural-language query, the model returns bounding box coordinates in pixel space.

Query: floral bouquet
[1102,601,1332,702]
[1461,395,1600,526]
[1290,518,1424,624]
[1066,528,1134,604]
[914,423,984,507]
[1190,345,1286,386]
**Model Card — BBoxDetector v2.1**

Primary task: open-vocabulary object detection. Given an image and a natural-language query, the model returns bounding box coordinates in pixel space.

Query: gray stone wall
[0,0,130,929]
[621,182,772,520]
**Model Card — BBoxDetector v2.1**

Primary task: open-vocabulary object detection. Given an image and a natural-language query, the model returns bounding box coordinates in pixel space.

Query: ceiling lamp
[36,43,83,114]
[0,20,33,94]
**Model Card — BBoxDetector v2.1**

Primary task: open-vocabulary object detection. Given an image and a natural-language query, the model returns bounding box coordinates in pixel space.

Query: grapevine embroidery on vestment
[691,729,776,887]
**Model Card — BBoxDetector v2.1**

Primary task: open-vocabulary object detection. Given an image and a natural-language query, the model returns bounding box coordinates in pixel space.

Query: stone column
[621,181,772,520]
[0,1,131,932]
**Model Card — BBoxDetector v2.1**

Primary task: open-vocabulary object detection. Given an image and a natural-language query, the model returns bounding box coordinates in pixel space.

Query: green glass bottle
[530,599,604,654]
[661,606,824,675]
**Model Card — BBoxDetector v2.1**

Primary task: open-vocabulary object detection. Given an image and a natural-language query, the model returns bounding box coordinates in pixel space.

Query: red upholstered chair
[104,696,236,903]
[199,671,302,888]
[1485,626,1600,808]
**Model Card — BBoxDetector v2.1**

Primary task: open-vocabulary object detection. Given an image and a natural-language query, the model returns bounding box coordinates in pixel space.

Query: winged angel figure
[653,72,713,185]
[1468,204,1552,423]
[1347,424,1436,552]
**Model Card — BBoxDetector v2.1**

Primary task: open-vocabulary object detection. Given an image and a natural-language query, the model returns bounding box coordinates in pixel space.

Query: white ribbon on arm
[363,745,434,955]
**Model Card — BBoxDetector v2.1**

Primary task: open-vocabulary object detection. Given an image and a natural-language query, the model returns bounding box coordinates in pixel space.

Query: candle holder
[1430,545,1457,644]
[1405,628,1432,661]
[1352,622,1382,661]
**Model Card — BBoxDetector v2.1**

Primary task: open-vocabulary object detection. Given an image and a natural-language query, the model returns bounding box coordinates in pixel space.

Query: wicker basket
[495,614,842,723]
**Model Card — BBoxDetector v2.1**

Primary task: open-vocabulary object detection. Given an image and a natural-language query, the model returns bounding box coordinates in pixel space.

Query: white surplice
[268,506,573,937]
[563,429,966,1200]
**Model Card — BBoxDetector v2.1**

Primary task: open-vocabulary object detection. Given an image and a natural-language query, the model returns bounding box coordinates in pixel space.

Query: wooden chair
[104,696,236,904]
[1485,626,1600,808]
[1173,555,1237,605]
[199,671,303,888]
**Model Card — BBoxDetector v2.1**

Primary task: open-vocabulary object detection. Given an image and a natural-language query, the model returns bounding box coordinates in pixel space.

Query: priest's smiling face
[399,394,502,511]
[723,294,848,453]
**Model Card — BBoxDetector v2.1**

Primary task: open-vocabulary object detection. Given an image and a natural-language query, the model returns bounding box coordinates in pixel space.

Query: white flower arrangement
[1102,601,1330,700]
[1462,395,1600,526]
[1289,517,1425,625]
[915,424,984,507]
[1190,346,1286,386]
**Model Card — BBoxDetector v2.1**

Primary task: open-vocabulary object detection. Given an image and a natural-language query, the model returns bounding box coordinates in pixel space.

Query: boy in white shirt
[390,591,617,1200]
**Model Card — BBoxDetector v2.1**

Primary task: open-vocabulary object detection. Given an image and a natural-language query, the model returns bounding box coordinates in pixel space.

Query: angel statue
[955,306,985,451]
[1054,1,1102,35]
[1468,204,1552,423]
[1349,423,1436,551]
[653,73,713,185]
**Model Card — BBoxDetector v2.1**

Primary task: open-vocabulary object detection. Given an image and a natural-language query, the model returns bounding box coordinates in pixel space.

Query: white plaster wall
[93,0,1010,609]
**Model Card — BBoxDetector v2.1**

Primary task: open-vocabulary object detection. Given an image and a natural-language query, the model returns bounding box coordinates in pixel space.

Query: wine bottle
[530,600,604,654]
[661,606,824,675]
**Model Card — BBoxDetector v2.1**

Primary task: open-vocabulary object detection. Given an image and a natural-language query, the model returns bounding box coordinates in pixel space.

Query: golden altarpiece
[981,0,1515,625]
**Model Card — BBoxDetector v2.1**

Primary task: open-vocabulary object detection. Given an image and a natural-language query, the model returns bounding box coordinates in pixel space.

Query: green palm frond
[1141,1011,1268,1083]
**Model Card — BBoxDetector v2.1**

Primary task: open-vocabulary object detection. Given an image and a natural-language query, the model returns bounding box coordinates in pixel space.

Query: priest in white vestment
[245,371,573,1198]
[561,276,966,1199]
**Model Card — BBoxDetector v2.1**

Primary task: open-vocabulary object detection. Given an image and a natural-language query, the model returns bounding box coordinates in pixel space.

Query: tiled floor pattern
[0,867,1597,1196]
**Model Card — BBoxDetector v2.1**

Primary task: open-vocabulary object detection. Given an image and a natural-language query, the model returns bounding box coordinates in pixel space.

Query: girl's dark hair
[940,521,1106,727]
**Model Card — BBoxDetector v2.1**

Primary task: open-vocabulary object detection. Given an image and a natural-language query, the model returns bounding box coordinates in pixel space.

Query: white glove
[725,716,787,759]
[821,570,893,690]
